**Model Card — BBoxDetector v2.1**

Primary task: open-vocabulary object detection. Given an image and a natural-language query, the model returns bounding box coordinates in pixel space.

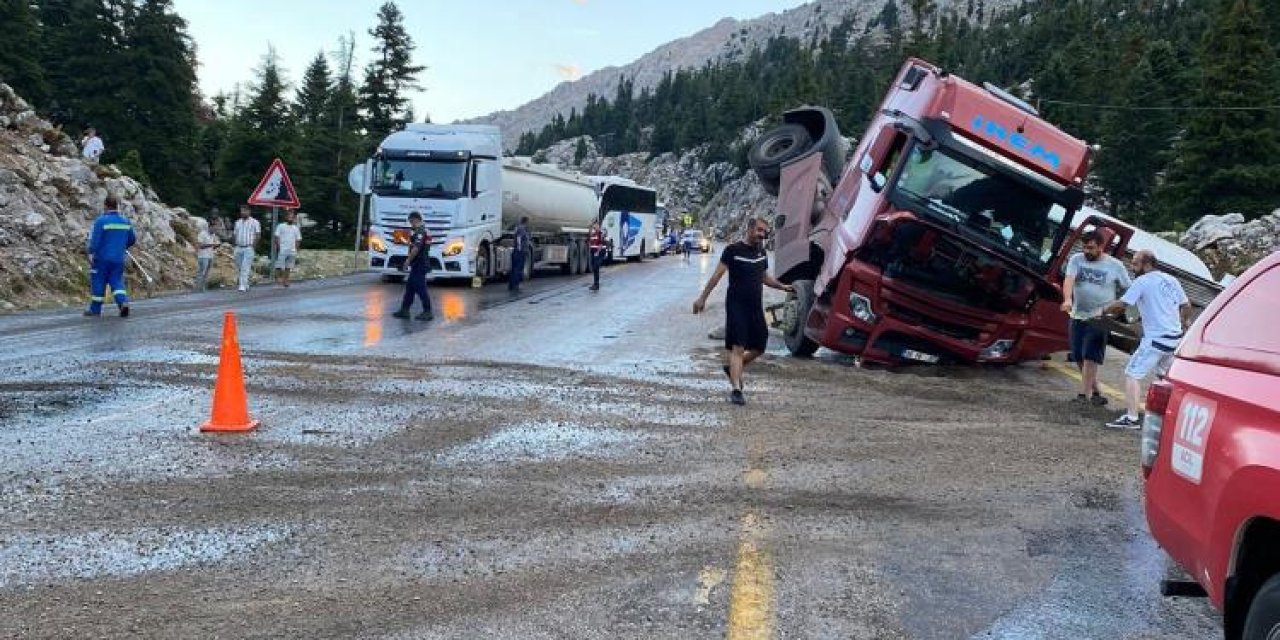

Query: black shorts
[1070,318,1107,365]
[725,303,768,352]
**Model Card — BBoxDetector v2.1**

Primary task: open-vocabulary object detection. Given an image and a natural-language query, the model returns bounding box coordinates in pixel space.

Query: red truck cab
[751,58,1135,365]
[1142,251,1280,639]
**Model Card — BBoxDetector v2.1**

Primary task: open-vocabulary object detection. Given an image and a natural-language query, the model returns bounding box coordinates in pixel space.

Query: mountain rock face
[465,0,1022,149]
[1178,212,1280,280]
[0,83,200,311]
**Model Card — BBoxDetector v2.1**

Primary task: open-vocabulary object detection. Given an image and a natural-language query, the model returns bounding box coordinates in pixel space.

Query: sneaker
[119,305,130,318]
[1105,414,1142,430]
[730,389,746,406]
[391,309,411,319]
[589,285,599,291]
[1072,393,1088,404]
[1090,393,1108,406]
[83,310,100,317]
[415,312,434,321]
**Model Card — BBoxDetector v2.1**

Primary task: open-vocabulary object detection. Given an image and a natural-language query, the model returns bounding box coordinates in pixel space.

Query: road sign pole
[270,206,279,271]
[353,160,370,271]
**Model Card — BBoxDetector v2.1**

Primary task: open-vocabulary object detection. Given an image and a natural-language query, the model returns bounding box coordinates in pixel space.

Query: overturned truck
[750,58,1220,365]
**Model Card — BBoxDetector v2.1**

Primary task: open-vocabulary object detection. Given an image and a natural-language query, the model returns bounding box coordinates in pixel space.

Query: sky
[173,0,810,124]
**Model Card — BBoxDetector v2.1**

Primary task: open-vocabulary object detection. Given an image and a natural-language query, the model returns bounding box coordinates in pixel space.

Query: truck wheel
[576,242,587,274]
[783,279,820,358]
[749,123,813,192]
[476,244,491,282]
[561,244,576,276]
[1243,574,1280,640]
[638,241,646,263]
[523,246,534,281]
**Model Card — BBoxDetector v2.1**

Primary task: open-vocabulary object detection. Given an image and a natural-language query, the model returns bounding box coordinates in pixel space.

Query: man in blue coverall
[85,195,137,317]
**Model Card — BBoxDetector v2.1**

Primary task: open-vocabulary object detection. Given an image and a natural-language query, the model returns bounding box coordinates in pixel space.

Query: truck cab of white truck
[364,123,504,280]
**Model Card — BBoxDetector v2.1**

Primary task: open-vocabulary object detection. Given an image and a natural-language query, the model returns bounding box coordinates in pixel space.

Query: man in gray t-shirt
[1060,230,1131,405]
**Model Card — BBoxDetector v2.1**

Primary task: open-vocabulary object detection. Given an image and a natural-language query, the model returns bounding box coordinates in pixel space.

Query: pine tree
[121,0,201,207]
[359,2,425,139]
[39,0,126,132]
[321,34,369,239]
[215,46,296,207]
[0,0,48,104]
[292,52,338,240]
[1154,0,1280,224]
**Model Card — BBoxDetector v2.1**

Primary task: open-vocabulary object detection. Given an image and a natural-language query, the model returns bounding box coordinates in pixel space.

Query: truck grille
[887,303,981,342]
[377,211,452,245]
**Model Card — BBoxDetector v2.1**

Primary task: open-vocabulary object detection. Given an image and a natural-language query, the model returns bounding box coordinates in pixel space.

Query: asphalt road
[0,251,1221,639]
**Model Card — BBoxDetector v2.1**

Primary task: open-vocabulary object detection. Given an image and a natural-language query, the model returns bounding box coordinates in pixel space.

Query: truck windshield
[890,145,1070,272]
[372,159,467,197]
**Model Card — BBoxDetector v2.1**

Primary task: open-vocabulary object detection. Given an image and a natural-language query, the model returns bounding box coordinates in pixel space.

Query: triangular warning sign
[247,158,301,208]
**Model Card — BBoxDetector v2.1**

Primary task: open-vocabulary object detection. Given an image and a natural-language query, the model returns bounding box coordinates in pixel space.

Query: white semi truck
[353,123,608,282]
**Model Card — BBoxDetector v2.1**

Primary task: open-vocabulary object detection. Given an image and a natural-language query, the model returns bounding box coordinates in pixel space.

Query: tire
[748,123,813,193]
[783,279,820,358]
[523,246,534,281]
[561,243,575,276]
[475,243,491,282]
[1244,574,1280,640]
[638,241,646,263]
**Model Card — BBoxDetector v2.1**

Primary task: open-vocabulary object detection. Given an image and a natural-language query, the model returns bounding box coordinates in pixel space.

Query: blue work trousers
[509,250,526,291]
[400,267,432,313]
[88,260,128,314]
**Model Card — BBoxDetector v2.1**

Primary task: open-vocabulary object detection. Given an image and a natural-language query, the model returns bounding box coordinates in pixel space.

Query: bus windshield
[372,159,467,197]
[890,145,1072,272]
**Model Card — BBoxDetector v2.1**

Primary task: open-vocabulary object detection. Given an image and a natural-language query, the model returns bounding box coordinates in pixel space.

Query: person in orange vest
[588,219,606,291]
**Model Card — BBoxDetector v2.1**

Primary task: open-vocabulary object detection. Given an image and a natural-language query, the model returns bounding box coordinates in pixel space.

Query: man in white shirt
[273,209,302,287]
[81,128,104,164]
[1098,249,1192,429]
[194,218,220,291]
[232,205,261,292]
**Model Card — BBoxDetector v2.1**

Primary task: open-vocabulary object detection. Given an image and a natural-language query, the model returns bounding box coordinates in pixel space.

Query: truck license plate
[900,349,940,364]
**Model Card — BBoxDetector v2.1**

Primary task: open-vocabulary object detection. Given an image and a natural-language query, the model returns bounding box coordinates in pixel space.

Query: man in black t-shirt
[693,217,793,406]
[393,211,434,321]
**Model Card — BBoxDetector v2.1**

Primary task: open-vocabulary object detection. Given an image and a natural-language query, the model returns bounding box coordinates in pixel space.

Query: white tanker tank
[500,157,600,233]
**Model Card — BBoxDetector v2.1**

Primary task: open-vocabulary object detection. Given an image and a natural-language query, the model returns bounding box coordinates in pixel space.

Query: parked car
[682,230,711,254]
[1143,251,1280,639]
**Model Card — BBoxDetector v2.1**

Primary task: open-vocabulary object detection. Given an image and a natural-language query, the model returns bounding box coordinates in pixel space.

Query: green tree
[1154,0,1280,223]
[573,137,588,164]
[359,2,425,139]
[215,46,296,207]
[39,0,126,131]
[0,0,48,104]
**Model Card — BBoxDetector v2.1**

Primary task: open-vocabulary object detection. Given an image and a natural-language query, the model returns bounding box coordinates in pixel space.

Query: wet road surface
[0,253,1221,638]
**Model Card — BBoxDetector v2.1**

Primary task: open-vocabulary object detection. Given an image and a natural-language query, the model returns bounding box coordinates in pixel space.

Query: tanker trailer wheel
[783,279,820,358]
[562,243,577,276]
[749,124,812,194]
[575,241,587,274]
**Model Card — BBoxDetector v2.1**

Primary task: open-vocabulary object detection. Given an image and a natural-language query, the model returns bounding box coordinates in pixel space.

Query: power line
[1038,98,1280,112]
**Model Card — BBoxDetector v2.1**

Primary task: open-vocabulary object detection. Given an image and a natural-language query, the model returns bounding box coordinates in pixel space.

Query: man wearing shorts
[1060,230,1130,406]
[273,209,301,287]
[692,217,793,406]
[1098,250,1191,429]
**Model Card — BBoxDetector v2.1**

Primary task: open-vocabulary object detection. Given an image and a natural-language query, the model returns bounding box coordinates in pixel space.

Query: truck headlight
[443,239,465,257]
[849,293,877,324]
[979,339,1016,361]
[368,234,387,253]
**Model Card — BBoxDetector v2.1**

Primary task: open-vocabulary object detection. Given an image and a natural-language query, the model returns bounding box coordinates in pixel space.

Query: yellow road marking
[727,512,774,640]
[695,566,728,607]
[1044,360,1125,403]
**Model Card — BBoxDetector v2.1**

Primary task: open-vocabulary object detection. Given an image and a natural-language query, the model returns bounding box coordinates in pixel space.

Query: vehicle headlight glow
[849,293,877,324]
[979,339,1016,361]
[443,239,465,257]
[368,234,387,254]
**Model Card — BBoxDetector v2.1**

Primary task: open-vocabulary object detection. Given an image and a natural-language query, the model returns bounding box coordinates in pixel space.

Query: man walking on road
[1060,230,1130,406]
[85,196,136,317]
[393,211,434,321]
[509,216,531,293]
[693,217,793,406]
[232,205,260,292]
[194,217,219,291]
[588,219,606,291]
[273,209,302,287]
[1098,250,1191,429]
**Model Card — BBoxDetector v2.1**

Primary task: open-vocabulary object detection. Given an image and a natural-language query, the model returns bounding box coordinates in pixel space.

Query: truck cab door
[773,153,825,280]
[472,160,502,226]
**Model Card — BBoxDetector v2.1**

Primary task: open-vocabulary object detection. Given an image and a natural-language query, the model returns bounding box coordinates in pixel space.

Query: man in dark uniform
[392,211,434,321]
[692,217,793,405]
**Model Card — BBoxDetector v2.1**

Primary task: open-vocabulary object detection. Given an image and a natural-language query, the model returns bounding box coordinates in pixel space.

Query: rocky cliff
[465,0,1023,149]
[0,83,200,311]
[1178,212,1280,281]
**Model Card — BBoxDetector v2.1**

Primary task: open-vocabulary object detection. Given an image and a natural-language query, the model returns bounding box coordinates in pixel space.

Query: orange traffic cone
[200,311,260,433]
